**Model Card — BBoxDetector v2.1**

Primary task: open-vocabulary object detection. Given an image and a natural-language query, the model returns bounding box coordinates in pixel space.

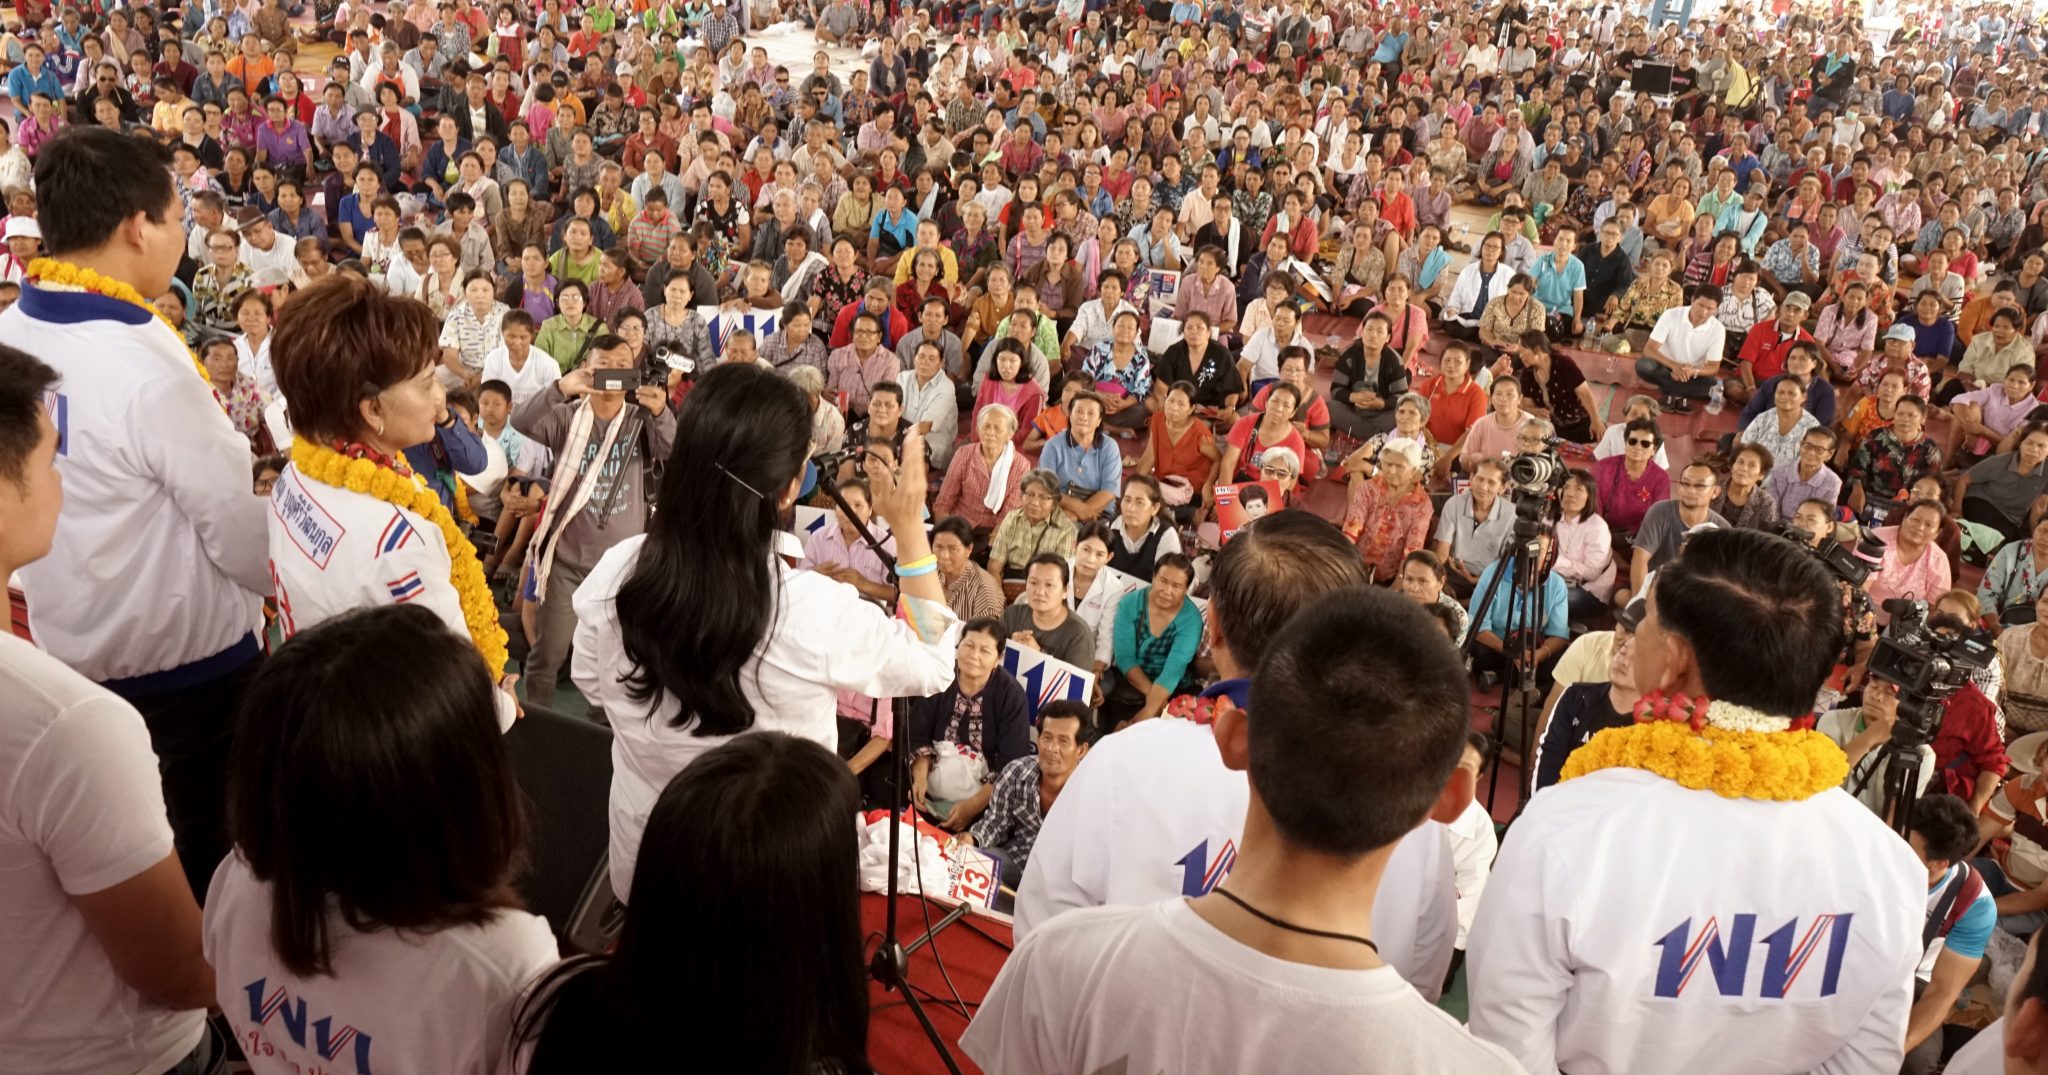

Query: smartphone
[592,368,642,393]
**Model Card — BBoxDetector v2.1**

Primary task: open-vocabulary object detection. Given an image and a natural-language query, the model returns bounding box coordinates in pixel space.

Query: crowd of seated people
[28,0,2048,1069]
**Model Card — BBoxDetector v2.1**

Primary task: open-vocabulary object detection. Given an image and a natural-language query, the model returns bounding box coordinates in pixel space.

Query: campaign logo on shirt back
[1651,913,1855,999]
[1175,837,1238,898]
[242,978,375,1072]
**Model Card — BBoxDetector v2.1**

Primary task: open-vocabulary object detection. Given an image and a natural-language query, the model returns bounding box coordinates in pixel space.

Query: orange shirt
[1416,373,1488,446]
[227,54,276,92]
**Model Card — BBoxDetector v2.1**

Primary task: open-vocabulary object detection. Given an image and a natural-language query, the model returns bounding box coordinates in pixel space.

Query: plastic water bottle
[1705,382,1725,416]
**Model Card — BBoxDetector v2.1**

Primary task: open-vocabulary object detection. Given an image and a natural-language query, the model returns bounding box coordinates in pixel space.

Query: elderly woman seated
[790,364,846,460]
[933,403,1027,534]
[1343,439,1434,583]
[987,468,1079,590]
[1339,391,1440,484]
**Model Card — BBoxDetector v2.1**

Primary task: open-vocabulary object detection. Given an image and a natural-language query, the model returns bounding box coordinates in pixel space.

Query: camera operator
[1467,530,1571,693]
[1819,681,1936,816]
[1789,497,1882,691]
[1896,606,2011,817]
[512,335,676,708]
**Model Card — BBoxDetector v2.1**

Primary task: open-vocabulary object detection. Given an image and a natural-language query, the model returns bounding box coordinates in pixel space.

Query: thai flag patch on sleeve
[386,571,425,603]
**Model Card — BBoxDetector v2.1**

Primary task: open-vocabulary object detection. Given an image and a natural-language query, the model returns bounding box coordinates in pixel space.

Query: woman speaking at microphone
[572,362,962,900]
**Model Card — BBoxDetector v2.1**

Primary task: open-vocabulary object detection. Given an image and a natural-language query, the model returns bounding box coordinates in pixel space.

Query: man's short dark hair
[1037,698,1096,744]
[1249,586,1469,856]
[1652,529,1844,718]
[0,345,57,487]
[1211,512,1371,670]
[1909,794,1980,867]
[1026,552,1070,588]
[34,127,176,256]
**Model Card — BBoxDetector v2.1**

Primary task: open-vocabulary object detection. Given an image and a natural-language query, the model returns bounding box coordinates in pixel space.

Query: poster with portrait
[1213,480,1285,544]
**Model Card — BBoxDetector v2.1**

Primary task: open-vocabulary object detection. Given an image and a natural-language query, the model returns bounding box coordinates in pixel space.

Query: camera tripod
[1467,506,1557,812]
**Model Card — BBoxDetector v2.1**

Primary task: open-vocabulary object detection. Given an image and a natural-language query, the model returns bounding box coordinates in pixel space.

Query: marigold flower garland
[1560,692,1848,801]
[290,436,509,678]
[29,257,211,384]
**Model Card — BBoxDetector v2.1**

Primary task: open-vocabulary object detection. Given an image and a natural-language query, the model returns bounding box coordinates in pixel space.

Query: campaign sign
[1002,642,1096,724]
[697,305,782,361]
[792,504,832,540]
[947,844,1002,907]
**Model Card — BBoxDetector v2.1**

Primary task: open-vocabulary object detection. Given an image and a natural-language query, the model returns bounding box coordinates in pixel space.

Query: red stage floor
[862,893,1012,1075]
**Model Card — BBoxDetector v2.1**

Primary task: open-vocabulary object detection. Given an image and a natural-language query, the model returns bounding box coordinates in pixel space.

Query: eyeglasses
[1021,490,1055,503]
[1626,437,1657,448]
[1675,480,1716,490]
[1258,463,1294,477]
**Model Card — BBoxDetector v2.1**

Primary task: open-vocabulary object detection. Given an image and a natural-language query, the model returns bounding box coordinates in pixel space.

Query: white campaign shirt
[1467,768,1925,1075]
[478,344,560,409]
[0,634,207,1075]
[1015,718,1458,1000]
[267,464,471,644]
[1648,305,1729,371]
[0,288,270,681]
[203,855,557,1075]
[574,536,962,898]
[962,899,1522,1074]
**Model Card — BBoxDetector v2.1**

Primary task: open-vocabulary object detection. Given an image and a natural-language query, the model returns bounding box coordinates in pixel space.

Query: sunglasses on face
[1627,438,1656,448]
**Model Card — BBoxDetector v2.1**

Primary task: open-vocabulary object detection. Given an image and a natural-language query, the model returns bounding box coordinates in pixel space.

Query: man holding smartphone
[512,336,677,708]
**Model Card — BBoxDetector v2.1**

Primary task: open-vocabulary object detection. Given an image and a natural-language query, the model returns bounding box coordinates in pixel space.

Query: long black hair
[615,362,812,733]
[515,733,870,1074]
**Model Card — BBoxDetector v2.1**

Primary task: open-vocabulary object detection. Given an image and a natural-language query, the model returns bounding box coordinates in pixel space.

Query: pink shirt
[1868,525,1953,616]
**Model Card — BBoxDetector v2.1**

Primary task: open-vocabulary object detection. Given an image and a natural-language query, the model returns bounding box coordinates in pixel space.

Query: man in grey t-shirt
[1629,462,1729,596]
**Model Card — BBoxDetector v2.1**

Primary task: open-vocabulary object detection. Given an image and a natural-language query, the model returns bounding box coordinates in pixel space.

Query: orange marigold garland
[1559,693,1848,801]
[290,436,509,678]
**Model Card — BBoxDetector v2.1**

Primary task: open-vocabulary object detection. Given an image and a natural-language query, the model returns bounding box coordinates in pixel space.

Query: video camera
[1780,523,1884,590]
[1505,439,1568,541]
[654,342,696,376]
[1867,597,1995,747]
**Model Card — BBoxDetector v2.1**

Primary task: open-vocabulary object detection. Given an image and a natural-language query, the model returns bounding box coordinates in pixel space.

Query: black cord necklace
[1212,887,1380,953]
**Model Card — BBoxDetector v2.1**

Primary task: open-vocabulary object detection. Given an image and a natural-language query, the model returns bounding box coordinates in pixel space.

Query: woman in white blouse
[572,364,959,900]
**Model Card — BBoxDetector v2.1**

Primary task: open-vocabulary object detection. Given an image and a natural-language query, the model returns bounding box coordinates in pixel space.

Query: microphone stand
[812,450,968,1075]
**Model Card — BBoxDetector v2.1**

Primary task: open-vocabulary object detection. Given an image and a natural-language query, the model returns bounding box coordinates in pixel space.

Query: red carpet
[862,893,1012,1075]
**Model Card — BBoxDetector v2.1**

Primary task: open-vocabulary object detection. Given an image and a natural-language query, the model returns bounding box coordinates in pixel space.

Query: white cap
[3,216,40,241]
